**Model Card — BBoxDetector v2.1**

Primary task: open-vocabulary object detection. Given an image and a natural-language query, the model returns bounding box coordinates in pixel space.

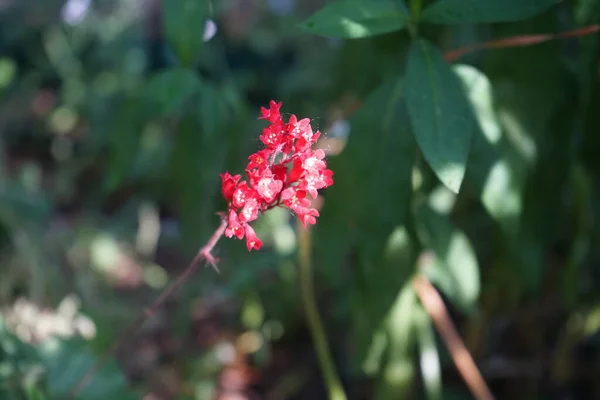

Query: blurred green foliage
[1,0,600,399]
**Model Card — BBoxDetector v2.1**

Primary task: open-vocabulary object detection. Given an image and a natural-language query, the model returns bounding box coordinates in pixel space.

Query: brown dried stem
[413,275,495,400]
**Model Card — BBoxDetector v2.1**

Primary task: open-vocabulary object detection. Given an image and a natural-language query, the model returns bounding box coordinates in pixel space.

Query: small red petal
[244,224,263,251]
[288,158,304,183]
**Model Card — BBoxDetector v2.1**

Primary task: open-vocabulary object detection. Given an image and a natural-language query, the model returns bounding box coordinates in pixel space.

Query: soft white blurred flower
[203,19,217,42]
[3,295,97,343]
[61,0,92,26]
[329,119,350,139]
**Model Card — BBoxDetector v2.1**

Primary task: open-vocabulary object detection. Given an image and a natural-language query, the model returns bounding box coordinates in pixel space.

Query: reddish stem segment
[413,275,495,400]
[67,215,228,399]
[444,25,600,62]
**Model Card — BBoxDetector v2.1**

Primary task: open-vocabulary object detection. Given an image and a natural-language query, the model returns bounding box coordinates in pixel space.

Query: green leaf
[168,81,230,248]
[455,64,524,235]
[0,318,41,378]
[372,282,418,400]
[0,183,52,223]
[317,76,416,283]
[163,0,209,66]
[479,19,573,293]
[300,0,410,39]
[421,0,558,24]
[316,77,417,378]
[353,225,417,378]
[417,203,480,312]
[417,309,441,400]
[104,96,146,192]
[1,321,135,400]
[24,386,47,400]
[37,337,136,400]
[405,40,474,193]
[0,57,16,90]
[144,68,201,117]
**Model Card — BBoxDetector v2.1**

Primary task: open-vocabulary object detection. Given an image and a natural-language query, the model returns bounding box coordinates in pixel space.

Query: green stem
[564,164,591,307]
[408,0,422,39]
[297,223,347,400]
[409,0,423,18]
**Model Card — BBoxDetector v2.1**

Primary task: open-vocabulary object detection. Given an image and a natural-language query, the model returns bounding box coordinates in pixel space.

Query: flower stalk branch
[67,215,228,400]
[69,100,335,399]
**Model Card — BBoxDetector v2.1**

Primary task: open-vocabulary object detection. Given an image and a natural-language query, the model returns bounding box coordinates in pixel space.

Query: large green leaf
[417,203,480,312]
[108,68,202,192]
[0,183,52,223]
[317,76,416,282]
[455,64,524,235]
[353,225,417,379]
[372,282,418,400]
[300,0,410,39]
[0,317,40,382]
[421,0,558,24]
[163,0,210,66]
[417,308,441,400]
[1,320,135,400]
[515,93,574,292]
[405,39,474,193]
[104,96,146,192]
[0,58,16,91]
[144,68,202,118]
[37,338,136,400]
[480,18,574,292]
[575,0,600,104]
[168,81,230,248]
[316,77,417,375]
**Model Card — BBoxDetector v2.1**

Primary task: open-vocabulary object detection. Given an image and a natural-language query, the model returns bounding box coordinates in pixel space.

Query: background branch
[413,275,495,400]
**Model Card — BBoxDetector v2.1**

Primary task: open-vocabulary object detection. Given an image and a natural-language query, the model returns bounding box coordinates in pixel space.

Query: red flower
[244,224,263,251]
[239,197,260,223]
[299,169,334,199]
[247,149,272,171]
[295,130,321,153]
[260,123,286,148]
[281,188,319,228]
[287,115,312,139]
[259,100,282,124]
[220,172,241,202]
[288,158,304,183]
[220,101,334,251]
[271,164,288,183]
[302,149,327,172]
[255,170,283,203]
[297,207,319,228]
[225,210,244,239]
[232,181,256,208]
[281,187,311,211]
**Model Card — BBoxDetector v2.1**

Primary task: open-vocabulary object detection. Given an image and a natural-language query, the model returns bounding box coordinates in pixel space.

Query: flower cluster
[221,101,334,251]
